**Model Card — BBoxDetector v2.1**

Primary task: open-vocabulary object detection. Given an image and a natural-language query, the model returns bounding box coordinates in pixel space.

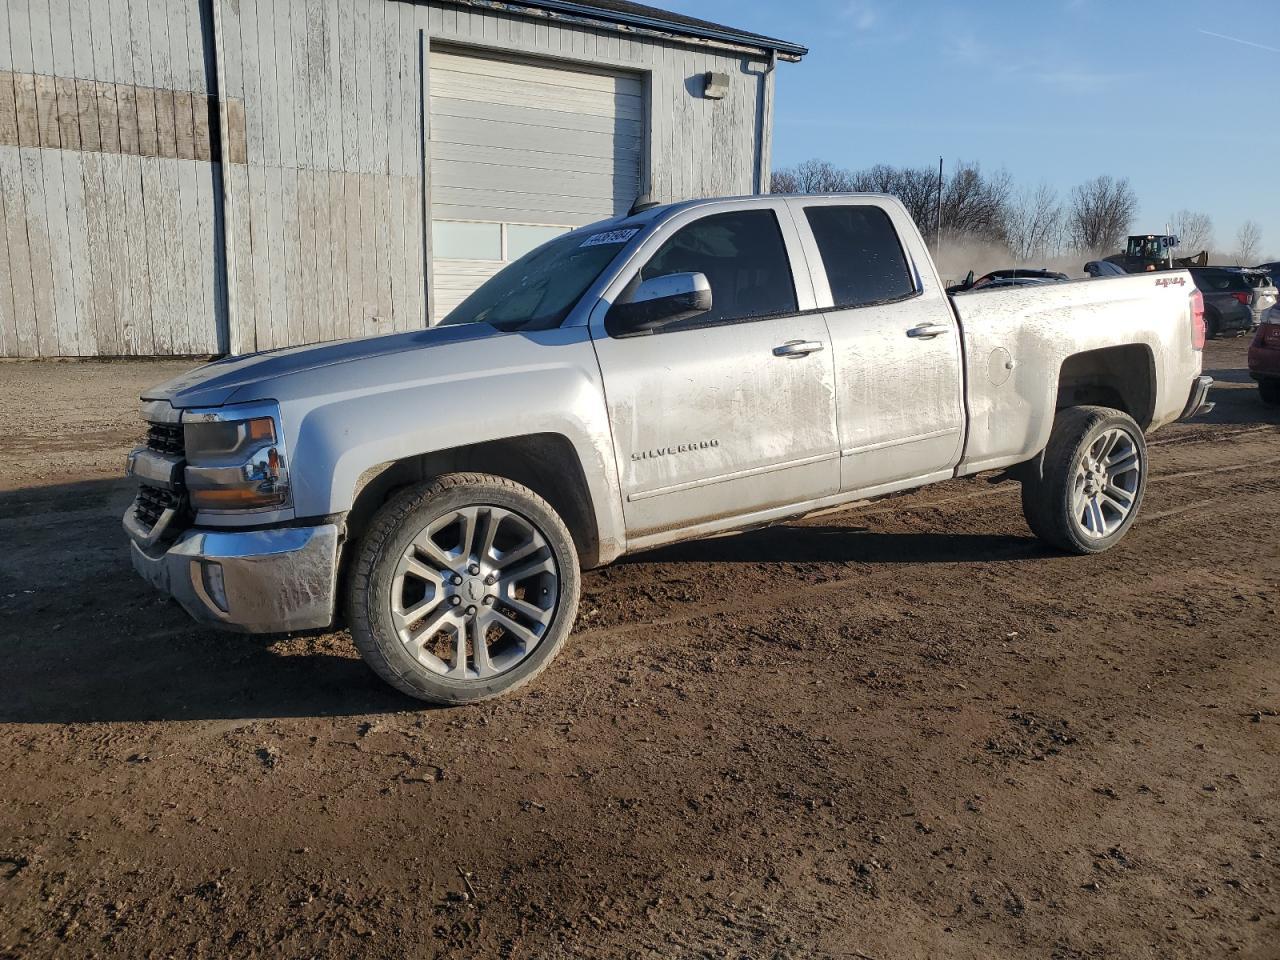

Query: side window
[804,205,916,308]
[639,209,798,330]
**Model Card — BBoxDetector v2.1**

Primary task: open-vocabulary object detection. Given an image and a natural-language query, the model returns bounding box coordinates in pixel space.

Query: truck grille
[146,421,184,456]
[135,484,181,528]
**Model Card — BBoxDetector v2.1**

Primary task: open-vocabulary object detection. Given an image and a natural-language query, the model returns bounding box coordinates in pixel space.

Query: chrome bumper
[1180,375,1215,420]
[126,515,341,634]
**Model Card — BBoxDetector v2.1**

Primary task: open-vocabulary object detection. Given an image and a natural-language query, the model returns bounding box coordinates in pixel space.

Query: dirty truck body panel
[950,272,1199,474]
[124,193,1207,635]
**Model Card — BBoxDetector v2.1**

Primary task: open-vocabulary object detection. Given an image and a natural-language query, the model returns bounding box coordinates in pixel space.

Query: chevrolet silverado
[124,194,1214,704]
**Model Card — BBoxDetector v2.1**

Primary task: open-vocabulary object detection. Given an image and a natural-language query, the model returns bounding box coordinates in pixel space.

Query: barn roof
[474,0,808,60]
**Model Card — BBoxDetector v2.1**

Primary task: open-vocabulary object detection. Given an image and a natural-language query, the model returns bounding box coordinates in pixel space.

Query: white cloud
[841,0,877,31]
[1198,29,1280,55]
[1032,69,1138,94]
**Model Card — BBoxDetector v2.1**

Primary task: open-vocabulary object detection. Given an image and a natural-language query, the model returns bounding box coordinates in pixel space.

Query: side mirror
[606,272,712,337]
[963,269,975,289]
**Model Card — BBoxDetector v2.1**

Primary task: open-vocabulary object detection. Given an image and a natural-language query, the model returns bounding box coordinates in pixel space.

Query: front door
[590,206,841,540]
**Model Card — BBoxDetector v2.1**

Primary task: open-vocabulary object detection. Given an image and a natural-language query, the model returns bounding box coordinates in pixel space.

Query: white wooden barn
[0,0,806,357]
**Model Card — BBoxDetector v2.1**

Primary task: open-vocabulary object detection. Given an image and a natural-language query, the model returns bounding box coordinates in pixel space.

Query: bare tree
[850,164,941,235]
[941,163,1013,246]
[1169,209,1213,256]
[1235,220,1262,265]
[1006,183,1063,263]
[770,159,858,194]
[1068,175,1138,255]
[774,159,943,236]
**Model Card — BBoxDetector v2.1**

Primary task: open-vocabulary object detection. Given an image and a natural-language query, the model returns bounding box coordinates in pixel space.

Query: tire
[347,473,581,705]
[1020,406,1147,555]
[1204,309,1221,340]
[1261,380,1280,406]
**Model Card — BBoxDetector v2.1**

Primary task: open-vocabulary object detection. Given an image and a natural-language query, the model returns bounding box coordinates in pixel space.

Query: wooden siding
[0,0,223,357]
[216,0,430,355]
[0,69,245,163]
[0,0,772,357]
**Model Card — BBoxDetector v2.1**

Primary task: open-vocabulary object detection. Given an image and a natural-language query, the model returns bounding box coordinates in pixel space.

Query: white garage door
[428,49,645,321]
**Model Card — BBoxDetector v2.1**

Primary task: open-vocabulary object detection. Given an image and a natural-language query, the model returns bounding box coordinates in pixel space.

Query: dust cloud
[931,239,1088,288]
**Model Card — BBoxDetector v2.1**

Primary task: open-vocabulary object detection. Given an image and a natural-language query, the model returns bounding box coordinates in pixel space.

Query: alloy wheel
[1072,427,1141,539]
[390,505,559,680]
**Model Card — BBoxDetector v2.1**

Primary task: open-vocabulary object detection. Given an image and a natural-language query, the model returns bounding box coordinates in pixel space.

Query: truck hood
[142,324,500,408]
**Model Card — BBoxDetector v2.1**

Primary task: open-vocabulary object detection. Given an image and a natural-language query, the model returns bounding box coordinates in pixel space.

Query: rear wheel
[1021,406,1147,555]
[1204,309,1221,340]
[347,473,581,705]
[1260,380,1280,406]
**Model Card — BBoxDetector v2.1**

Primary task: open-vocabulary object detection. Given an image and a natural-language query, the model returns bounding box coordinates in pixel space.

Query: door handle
[907,323,951,340]
[773,340,825,358]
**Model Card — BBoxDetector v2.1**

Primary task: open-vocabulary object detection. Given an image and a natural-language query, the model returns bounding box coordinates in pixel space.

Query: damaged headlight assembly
[182,402,291,514]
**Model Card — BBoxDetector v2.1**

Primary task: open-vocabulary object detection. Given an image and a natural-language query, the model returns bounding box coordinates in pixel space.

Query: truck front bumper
[126,516,341,634]
[1180,375,1215,420]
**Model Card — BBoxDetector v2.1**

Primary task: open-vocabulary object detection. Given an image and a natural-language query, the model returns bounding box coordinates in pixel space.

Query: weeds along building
[0,0,805,358]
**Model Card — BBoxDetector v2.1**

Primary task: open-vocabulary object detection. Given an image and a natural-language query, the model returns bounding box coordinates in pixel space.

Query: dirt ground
[1,338,1277,959]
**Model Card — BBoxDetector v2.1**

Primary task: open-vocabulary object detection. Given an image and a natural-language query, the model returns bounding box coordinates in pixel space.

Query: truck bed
[949,272,1202,475]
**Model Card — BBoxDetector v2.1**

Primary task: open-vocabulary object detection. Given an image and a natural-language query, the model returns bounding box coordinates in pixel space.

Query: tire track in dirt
[571,452,1280,658]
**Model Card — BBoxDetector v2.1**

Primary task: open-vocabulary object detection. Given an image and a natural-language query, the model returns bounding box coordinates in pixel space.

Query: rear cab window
[803,205,916,308]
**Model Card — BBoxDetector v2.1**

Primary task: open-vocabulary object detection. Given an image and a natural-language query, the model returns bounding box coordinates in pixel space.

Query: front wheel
[1260,380,1280,406]
[347,473,581,705]
[1020,406,1147,555]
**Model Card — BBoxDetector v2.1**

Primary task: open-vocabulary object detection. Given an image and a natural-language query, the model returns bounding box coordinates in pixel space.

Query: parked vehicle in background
[1249,315,1280,405]
[1105,234,1209,273]
[1243,268,1278,318]
[946,268,1070,294]
[1085,260,1128,279]
[1189,267,1273,338]
[123,193,1213,705]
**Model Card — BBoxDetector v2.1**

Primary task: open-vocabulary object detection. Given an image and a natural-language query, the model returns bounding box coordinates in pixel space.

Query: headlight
[182,403,290,513]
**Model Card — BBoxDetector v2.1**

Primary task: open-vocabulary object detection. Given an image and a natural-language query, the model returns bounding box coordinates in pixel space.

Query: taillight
[1191,289,1205,350]
[1232,292,1250,305]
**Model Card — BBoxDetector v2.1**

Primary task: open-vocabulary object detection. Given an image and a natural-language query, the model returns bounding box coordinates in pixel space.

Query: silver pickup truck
[125,193,1214,704]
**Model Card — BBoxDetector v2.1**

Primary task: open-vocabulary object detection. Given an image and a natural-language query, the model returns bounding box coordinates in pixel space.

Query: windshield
[440,227,641,331]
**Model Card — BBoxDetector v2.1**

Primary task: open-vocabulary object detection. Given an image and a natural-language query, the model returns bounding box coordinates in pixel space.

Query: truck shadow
[1204,366,1256,385]
[1,477,1046,725]
[624,523,1045,566]
[1197,370,1280,426]
[0,477,418,725]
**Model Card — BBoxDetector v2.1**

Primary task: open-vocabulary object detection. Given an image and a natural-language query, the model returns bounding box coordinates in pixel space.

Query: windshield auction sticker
[580,228,641,248]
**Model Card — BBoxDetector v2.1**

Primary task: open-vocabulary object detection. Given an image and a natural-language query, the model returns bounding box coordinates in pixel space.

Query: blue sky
[660,0,1279,257]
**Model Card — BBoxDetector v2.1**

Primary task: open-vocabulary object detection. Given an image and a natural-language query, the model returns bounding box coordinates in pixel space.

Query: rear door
[791,198,965,493]
[589,203,840,539]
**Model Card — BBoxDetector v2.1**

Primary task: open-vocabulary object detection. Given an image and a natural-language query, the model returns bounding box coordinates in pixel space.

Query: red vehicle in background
[1250,311,1280,405]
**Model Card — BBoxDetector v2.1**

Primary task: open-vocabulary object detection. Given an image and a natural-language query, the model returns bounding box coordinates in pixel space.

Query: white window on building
[506,224,572,260]
[431,221,575,320]
[432,221,503,261]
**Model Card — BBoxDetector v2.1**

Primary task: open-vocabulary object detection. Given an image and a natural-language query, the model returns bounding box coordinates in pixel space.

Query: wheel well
[343,434,602,568]
[1055,345,1156,429]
